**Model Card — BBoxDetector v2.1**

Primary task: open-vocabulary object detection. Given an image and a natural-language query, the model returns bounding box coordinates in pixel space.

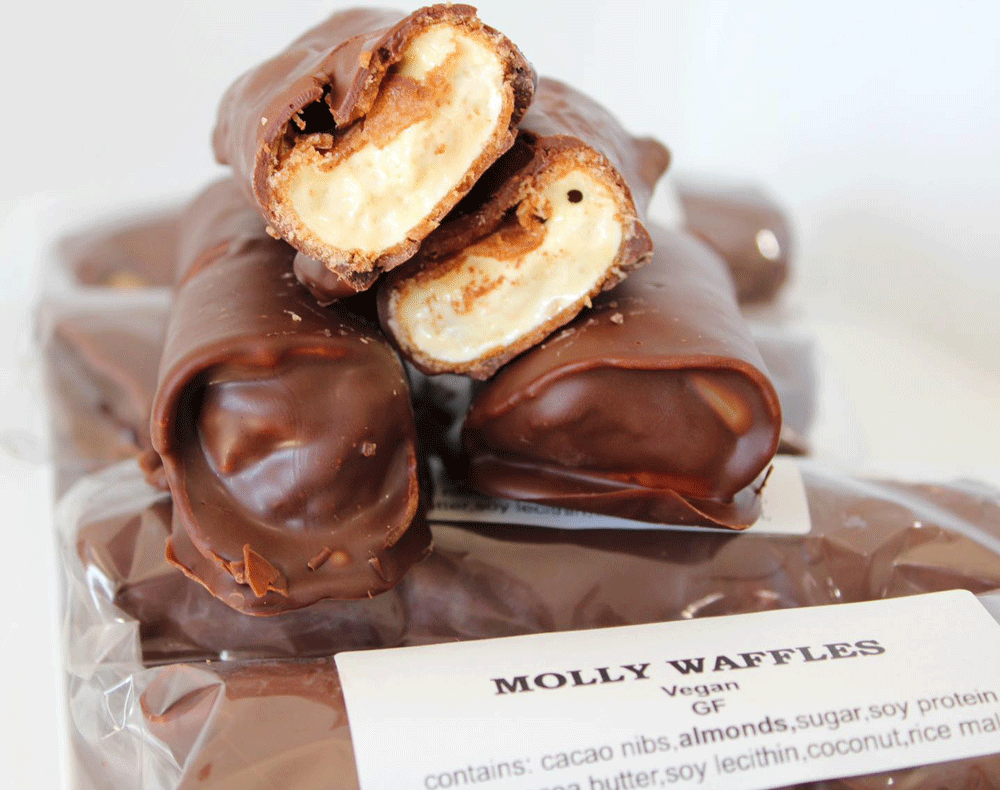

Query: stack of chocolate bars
[41,5,1000,789]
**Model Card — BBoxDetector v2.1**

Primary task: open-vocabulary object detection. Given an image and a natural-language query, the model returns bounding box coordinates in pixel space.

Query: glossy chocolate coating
[380,77,671,378]
[293,251,371,305]
[463,224,782,528]
[212,4,535,277]
[678,180,793,305]
[76,486,406,665]
[58,207,181,288]
[149,181,428,613]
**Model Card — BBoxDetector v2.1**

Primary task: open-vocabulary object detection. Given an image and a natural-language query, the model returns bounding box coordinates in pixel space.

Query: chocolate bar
[76,481,406,664]
[379,77,671,378]
[462,224,782,528]
[39,295,168,493]
[58,207,181,288]
[213,4,535,285]
[678,180,793,305]
[147,180,429,614]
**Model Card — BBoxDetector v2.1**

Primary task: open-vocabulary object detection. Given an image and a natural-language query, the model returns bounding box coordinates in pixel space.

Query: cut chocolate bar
[213,4,535,282]
[462,224,782,528]
[148,181,429,614]
[380,77,671,378]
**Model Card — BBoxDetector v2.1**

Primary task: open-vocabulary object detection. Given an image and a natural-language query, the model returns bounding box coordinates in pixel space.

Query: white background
[1,2,999,787]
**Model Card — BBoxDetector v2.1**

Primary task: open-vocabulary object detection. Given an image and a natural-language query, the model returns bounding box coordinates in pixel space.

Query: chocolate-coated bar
[380,77,671,378]
[147,180,429,614]
[58,207,181,288]
[463,224,782,527]
[678,180,793,305]
[213,4,535,285]
[76,485,406,664]
[40,295,168,493]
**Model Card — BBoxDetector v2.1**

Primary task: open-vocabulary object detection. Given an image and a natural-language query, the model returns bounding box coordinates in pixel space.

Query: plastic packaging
[59,458,1000,790]
[45,205,999,790]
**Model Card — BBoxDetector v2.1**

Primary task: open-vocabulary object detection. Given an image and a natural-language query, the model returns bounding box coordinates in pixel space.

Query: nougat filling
[272,24,510,266]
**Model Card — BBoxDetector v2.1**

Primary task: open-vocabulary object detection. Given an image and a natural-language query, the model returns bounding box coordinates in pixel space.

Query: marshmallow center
[278,25,507,259]
[396,171,624,365]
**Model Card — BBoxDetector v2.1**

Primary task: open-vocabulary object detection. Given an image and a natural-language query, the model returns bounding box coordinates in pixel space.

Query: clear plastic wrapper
[59,458,1000,790]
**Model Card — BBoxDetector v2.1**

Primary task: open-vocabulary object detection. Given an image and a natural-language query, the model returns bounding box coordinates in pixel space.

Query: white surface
[1,2,999,787]
[0,197,62,787]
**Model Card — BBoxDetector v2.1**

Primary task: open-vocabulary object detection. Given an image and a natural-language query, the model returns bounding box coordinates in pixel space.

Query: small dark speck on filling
[567,189,583,203]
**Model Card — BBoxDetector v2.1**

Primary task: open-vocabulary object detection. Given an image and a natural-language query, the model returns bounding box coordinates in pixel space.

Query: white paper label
[428,456,811,536]
[337,591,1000,790]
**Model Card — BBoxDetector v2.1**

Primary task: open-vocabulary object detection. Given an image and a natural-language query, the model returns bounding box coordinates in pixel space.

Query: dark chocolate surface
[463,224,782,527]
[213,4,535,277]
[678,180,793,305]
[149,181,428,613]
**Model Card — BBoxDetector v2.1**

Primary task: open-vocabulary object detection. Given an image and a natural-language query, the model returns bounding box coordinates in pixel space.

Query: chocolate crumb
[307,547,333,571]
[360,441,377,457]
[610,312,624,324]
[368,556,388,582]
[243,545,288,598]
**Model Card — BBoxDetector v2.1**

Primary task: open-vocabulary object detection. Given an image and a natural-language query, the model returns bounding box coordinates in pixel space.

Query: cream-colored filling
[397,171,624,364]
[282,25,506,257]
